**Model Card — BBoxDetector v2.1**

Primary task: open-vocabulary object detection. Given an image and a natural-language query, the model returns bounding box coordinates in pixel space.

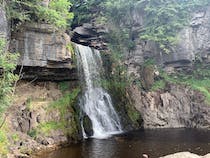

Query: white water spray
[76,44,122,139]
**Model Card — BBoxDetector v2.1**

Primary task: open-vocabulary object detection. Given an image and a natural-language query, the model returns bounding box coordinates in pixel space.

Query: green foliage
[50,88,80,111]
[49,88,80,136]
[153,66,210,104]
[11,133,20,142]
[0,123,9,157]
[7,0,74,29]
[59,81,69,92]
[138,0,210,53]
[151,80,166,91]
[126,105,141,127]
[0,130,8,155]
[71,0,102,26]
[0,39,19,115]
[73,0,210,53]
[34,121,63,136]
[28,88,80,138]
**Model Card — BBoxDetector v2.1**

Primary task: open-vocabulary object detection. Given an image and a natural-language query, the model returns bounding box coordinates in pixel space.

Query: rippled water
[35,129,210,158]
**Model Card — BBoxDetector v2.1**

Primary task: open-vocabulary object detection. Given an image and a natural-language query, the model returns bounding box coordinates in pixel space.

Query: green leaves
[37,0,74,28]
[0,39,19,114]
[7,0,74,29]
[139,0,210,53]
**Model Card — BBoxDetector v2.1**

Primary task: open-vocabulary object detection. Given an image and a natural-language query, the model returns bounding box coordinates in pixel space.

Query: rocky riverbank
[2,81,81,158]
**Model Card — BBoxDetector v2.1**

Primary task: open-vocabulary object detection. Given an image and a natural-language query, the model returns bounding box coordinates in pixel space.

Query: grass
[28,88,81,138]
[184,79,210,103]
[59,82,70,92]
[151,80,166,91]
[126,105,141,127]
[152,67,210,104]
[29,121,64,137]
[0,123,9,157]
[49,88,80,117]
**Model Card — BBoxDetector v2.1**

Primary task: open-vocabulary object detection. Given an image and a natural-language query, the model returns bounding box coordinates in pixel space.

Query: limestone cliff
[126,5,210,78]
[10,23,77,81]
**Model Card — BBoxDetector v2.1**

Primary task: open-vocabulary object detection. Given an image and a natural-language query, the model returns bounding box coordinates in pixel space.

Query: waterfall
[75,44,122,139]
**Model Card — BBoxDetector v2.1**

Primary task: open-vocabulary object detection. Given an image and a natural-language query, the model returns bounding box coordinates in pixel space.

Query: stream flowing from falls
[75,44,122,139]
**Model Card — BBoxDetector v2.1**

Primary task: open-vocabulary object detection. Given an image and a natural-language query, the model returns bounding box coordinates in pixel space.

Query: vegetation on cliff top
[71,0,210,53]
[7,0,74,29]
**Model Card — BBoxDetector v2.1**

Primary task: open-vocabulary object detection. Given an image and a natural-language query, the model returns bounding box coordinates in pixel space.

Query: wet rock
[82,115,93,136]
[160,152,207,158]
[142,154,149,158]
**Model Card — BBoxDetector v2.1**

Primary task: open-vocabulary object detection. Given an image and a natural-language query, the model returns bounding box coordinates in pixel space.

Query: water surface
[36,129,210,158]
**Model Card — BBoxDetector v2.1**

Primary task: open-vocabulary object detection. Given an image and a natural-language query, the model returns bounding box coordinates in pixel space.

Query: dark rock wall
[129,84,210,129]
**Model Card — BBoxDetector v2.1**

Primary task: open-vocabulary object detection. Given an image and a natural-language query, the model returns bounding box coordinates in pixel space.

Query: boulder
[82,115,93,137]
[71,23,108,50]
[160,152,210,158]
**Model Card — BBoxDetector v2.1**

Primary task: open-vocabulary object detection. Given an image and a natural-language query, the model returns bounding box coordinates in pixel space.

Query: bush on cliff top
[7,0,74,29]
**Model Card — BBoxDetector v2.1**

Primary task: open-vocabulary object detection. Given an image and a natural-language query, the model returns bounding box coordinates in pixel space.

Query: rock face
[71,23,108,50]
[7,81,81,157]
[10,23,77,81]
[0,5,8,39]
[126,5,210,77]
[129,84,210,128]
[162,6,210,66]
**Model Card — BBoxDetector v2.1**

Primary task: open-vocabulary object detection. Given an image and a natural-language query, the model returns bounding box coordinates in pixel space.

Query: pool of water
[35,129,210,158]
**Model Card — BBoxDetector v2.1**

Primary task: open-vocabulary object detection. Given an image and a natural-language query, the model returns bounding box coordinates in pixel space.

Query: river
[35,128,210,158]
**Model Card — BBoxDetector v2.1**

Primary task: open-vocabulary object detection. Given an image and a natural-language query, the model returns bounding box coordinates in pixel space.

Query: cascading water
[75,44,122,139]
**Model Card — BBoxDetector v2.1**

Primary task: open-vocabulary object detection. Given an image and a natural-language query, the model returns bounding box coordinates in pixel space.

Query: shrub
[0,39,19,115]
[7,0,74,29]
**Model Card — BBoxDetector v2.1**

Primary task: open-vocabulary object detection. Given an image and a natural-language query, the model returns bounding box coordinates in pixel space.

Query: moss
[11,133,20,142]
[151,80,166,91]
[66,43,75,56]
[35,121,64,136]
[152,67,210,104]
[25,97,32,110]
[28,129,37,138]
[45,88,80,138]
[59,81,70,92]
[49,88,80,117]
[184,79,210,104]
[126,105,141,128]
[0,124,9,157]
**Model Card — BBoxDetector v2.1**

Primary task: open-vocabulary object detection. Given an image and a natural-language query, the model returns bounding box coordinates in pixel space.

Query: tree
[7,0,74,29]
